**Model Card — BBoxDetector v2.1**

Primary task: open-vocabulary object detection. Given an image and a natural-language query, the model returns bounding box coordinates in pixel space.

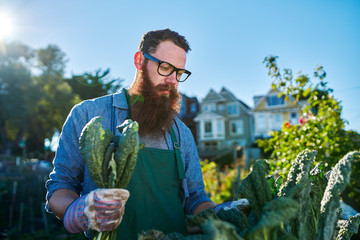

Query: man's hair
[138,28,191,54]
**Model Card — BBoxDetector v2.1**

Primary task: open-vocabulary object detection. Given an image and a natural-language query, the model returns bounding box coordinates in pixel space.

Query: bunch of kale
[139,150,360,240]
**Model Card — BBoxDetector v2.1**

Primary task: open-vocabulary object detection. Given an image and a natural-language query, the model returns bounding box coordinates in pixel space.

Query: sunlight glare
[0,12,14,40]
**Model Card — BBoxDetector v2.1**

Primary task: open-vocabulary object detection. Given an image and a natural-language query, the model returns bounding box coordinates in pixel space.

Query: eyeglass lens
[158,62,188,82]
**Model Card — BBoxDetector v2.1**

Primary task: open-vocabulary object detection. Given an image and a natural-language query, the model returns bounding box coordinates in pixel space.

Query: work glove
[214,198,250,213]
[63,188,130,233]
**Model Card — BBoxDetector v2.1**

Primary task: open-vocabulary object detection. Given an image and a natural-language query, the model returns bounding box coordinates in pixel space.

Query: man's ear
[134,52,144,70]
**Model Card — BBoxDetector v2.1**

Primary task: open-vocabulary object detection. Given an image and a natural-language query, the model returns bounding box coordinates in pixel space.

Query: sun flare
[0,12,14,40]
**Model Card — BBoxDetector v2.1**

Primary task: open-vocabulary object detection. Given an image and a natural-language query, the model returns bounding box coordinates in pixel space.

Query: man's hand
[213,199,250,213]
[63,188,130,233]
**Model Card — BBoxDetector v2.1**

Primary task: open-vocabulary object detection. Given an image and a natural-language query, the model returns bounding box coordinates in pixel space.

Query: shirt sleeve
[45,103,88,213]
[177,121,213,215]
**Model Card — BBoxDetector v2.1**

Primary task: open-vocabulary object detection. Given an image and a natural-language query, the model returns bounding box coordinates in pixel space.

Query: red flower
[299,117,304,125]
[299,117,307,125]
[285,122,291,129]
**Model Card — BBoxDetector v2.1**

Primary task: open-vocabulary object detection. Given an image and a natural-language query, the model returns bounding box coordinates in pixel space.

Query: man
[46,29,246,239]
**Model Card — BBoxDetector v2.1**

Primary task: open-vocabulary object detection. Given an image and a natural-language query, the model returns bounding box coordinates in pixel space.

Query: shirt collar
[113,88,129,109]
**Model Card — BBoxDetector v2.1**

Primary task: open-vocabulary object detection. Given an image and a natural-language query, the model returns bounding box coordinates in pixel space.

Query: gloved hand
[214,199,250,213]
[63,188,130,233]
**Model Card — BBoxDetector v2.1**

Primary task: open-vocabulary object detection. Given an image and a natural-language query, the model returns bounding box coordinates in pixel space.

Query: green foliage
[238,160,272,222]
[0,42,36,154]
[36,44,67,76]
[0,58,34,154]
[79,117,114,188]
[79,117,142,240]
[140,150,360,240]
[217,208,249,236]
[247,198,299,240]
[0,42,122,157]
[317,152,359,240]
[140,215,244,240]
[66,68,123,100]
[200,160,237,203]
[257,56,360,211]
[26,44,81,155]
[336,213,360,240]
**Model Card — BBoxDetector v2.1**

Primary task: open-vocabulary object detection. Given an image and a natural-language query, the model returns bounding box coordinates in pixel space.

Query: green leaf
[79,116,113,188]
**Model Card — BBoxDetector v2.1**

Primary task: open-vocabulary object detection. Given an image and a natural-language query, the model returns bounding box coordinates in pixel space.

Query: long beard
[128,69,181,135]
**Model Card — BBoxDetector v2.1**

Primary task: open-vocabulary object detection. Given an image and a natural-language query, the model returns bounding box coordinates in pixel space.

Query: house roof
[202,89,226,102]
[219,87,252,114]
[181,92,199,103]
[253,88,303,112]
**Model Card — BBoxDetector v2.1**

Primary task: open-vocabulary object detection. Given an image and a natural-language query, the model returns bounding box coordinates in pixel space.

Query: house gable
[202,89,226,103]
[254,88,300,111]
[220,87,251,115]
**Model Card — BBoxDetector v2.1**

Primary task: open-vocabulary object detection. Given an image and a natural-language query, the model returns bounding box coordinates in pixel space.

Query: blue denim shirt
[45,88,211,215]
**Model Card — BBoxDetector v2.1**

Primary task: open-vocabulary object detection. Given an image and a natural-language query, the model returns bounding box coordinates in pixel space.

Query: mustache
[154,84,176,92]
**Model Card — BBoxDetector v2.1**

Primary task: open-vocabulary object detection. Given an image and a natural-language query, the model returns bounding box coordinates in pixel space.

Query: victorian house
[252,88,305,139]
[194,87,253,159]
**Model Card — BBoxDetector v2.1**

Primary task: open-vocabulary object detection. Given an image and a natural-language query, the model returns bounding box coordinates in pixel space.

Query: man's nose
[165,71,178,85]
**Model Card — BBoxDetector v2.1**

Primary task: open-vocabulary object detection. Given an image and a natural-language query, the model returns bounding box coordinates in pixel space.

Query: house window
[274,114,283,130]
[204,121,212,133]
[290,112,298,125]
[228,103,238,115]
[230,120,244,135]
[203,105,208,112]
[203,103,216,112]
[217,120,223,133]
[190,103,197,113]
[257,115,266,131]
[218,104,225,112]
[266,95,285,107]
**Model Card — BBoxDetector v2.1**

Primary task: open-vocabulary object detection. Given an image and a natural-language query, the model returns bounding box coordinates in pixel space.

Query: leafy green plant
[79,117,142,240]
[200,160,237,203]
[256,56,360,211]
[139,150,360,240]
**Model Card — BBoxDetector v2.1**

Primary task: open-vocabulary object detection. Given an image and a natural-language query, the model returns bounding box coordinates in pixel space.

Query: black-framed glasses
[143,53,191,82]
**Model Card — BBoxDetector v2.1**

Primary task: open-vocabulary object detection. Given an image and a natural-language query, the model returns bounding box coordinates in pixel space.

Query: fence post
[41,202,49,233]
[9,181,17,231]
[18,202,24,232]
[29,197,35,233]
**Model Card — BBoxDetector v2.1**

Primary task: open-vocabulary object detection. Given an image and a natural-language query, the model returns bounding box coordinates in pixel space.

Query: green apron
[117,91,188,239]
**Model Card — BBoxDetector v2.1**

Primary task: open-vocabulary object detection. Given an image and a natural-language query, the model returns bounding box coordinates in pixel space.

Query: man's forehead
[152,41,187,68]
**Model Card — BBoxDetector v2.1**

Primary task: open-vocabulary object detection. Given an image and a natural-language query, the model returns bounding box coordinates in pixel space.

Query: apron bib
[116,90,187,239]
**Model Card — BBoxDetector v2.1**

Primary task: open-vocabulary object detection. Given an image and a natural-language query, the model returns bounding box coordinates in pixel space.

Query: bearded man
[45,29,248,239]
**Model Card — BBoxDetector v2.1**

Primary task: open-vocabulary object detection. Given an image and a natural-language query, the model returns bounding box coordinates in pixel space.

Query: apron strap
[170,128,186,180]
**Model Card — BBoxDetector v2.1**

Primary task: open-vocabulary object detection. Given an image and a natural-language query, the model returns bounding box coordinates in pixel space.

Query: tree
[0,42,35,155]
[256,56,360,210]
[1,42,123,157]
[36,44,67,76]
[26,45,81,156]
[66,68,123,100]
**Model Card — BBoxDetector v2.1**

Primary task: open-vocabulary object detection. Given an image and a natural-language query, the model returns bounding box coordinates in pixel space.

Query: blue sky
[1,0,359,132]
